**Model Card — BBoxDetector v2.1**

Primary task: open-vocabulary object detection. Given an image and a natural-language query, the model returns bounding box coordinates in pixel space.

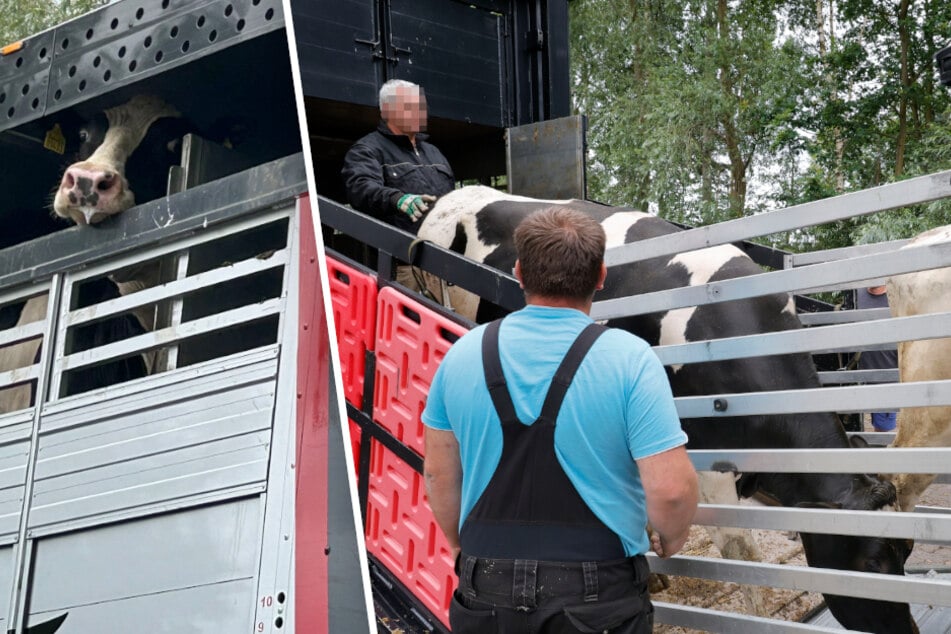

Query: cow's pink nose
[60,165,120,210]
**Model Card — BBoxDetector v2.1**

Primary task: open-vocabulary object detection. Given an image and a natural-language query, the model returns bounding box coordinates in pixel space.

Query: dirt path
[653,480,951,633]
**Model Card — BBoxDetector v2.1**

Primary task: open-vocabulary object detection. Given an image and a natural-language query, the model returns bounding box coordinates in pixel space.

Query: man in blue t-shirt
[422,207,698,633]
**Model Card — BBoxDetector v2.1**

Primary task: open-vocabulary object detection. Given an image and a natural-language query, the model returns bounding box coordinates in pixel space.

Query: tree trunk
[894,0,912,177]
[716,0,746,216]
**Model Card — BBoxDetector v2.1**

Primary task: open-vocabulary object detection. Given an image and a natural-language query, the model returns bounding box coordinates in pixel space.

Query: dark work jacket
[341,122,455,233]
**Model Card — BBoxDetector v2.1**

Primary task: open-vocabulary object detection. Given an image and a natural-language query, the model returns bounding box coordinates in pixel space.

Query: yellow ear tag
[44,123,66,155]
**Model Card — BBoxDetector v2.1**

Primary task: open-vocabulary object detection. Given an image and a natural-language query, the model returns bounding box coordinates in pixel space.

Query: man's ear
[596,262,607,290]
[514,260,524,289]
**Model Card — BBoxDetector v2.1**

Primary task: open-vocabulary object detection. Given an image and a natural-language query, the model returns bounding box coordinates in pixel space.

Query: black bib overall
[450,319,653,634]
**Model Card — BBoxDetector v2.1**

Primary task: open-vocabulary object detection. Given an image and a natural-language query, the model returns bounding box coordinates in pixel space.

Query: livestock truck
[0,1,370,632]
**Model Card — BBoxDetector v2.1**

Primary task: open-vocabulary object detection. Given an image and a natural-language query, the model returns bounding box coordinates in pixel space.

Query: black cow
[1,96,189,413]
[417,185,917,634]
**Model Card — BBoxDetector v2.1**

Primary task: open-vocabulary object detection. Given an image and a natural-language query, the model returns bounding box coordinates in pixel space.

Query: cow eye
[78,129,89,143]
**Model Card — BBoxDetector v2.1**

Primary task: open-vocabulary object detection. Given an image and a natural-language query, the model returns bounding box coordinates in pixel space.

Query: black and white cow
[417,185,917,634]
[0,96,189,414]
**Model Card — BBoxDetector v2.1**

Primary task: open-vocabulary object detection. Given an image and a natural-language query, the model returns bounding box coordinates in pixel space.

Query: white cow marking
[421,185,571,257]
[602,211,652,249]
[659,244,745,372]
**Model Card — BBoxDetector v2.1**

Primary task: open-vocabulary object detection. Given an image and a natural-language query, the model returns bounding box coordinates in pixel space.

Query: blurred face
[382,86,428,136]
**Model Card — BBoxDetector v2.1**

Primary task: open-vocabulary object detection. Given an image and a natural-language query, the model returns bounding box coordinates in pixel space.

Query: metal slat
[652,555,951,607]
[40,346,278,423]
[63,206,293,285]
[55,296,283,373]
[688,448,951,474]
[654,602,847,633]
[654,311,948,366]
[35,391,274,478]
[0,321,45,350]
[675,379,951,418]
[29,437,270,533]
[30,359,278,535]
[798,307,890,326]
[605,170,951,266]
[786,237,912,268]
[0,421,32,545]
[594,240,951,319]
[0,367,40,391]
[63,248,288,328]
[817,368,900,384]
[693,504,951,542]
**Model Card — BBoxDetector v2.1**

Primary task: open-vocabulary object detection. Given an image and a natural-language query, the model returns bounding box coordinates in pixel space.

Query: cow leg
[109,264,161,374]
[0,295,48,414]
[888,406,951,512]
[698,470,771,617]
[886,337,951,512]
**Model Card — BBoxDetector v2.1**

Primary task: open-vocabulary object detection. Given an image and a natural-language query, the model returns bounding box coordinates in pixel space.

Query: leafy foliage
[569,0,951,252]
[0,0,107,47]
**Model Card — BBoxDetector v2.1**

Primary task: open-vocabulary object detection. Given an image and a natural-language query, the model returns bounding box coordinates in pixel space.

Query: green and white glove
[396,194,437,222]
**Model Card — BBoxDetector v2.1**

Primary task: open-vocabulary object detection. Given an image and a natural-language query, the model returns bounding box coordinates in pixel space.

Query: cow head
[798,486,917,634]
[52,95,181,225]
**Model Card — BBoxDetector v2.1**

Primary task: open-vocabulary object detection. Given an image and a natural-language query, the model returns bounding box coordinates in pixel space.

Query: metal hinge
[354,37,384,60]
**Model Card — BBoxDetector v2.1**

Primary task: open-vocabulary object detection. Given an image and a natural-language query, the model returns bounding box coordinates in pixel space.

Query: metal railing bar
[64,248,288,328]
[688,447,951,474]
[594,240,951,319]
[653,312,946,366]
[694,504,951,541]
[652,555,951,606]
[675,380,951,418]
[55,297,284,373]
[605,170,951,266]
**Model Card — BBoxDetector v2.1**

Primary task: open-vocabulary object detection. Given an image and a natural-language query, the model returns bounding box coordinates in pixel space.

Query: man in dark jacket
[341,79,455,234]
[855,285,899,431]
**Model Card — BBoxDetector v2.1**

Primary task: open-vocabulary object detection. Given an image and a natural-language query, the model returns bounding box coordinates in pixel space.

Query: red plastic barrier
[364,439,456,626]
[372,288,468,456]
[326,256,378,408]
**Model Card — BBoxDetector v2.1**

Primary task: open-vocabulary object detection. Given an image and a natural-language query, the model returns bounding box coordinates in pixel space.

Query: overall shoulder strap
[537,323,608,424]
[481,319,519,425]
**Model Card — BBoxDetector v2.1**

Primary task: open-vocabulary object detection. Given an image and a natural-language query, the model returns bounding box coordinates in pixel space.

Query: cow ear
[165,138,182,155]
[795,501,842,509]
[901,539,915,562]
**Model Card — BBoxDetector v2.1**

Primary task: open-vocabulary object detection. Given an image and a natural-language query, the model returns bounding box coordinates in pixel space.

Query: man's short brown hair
[514,206,606,301]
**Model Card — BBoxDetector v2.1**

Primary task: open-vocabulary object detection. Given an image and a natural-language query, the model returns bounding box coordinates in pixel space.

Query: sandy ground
[651,515,825,633]
[652,417,951,633]
[906,483,951,571]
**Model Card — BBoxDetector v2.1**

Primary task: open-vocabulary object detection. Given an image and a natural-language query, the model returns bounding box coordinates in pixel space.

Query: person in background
[341,79,455,234]
[422,207,698,634]
[856,285,899,431]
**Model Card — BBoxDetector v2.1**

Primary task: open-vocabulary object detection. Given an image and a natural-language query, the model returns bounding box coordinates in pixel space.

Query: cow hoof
[648,572,670,593]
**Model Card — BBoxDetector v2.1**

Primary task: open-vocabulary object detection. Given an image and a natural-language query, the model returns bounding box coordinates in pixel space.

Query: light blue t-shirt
[421,305,687,556]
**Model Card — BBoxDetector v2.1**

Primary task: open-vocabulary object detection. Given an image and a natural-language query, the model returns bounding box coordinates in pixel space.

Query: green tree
[0,0,107,46]
[571,0,813,227]
[571,0,951,253]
